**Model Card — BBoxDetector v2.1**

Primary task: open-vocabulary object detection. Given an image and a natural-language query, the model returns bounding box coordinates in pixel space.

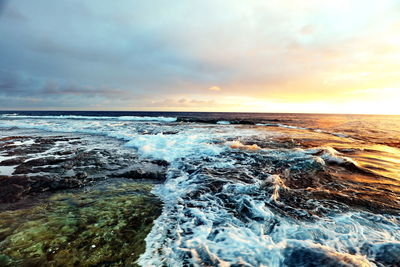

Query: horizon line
[0,109,399,116]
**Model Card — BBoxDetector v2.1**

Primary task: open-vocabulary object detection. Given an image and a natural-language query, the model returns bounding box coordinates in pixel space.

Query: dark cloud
[42,82,130,97]
[0,69,137,110]
[0,0,7,15]
[0,70,40,95]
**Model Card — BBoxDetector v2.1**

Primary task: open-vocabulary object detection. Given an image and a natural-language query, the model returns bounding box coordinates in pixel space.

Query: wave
[261,174,288,202]
[1,113,19,116]
[177,118,256,125]
[1,114,399,266]
[227,140,261,150]
[304,146,381,177]
[138,147,400,266]
[216,121,231,125]
[305,147,358,165]
[0,117,261,162]
[0,114,177,122]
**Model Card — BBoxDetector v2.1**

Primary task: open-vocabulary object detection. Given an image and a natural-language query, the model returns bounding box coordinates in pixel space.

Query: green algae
[0,179,162,267]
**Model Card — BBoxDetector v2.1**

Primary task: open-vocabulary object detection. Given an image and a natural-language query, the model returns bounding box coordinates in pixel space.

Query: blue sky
[0,0,399,113]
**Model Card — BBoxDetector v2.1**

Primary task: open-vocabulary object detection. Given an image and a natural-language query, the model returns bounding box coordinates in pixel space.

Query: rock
[0,136,28,142]
[151,159,169,167]
[361,242,400,266]
[284,245,371,267]
[113,166,166,181]
[14,157,66,175]
[0,133,171,204]
[0,180,162,266]
[0,183,28,203]
[0,157,26,166]
[76,171,88,180]
[0,174,88,203]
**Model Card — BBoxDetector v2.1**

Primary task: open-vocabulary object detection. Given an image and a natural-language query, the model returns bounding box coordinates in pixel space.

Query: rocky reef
[0,134,168,204]
[0,131,164,266]
[0,179,162,266]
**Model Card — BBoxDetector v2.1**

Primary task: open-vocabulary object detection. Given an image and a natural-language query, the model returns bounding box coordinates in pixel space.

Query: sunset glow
[0,0,399,114]
[1,1,400,264]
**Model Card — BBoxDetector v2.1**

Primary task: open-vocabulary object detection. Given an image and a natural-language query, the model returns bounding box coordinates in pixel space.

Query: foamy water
[1,112,400,266]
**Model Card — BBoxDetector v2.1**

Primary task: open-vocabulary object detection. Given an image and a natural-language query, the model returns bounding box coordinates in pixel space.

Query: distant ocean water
[1,111,400,266]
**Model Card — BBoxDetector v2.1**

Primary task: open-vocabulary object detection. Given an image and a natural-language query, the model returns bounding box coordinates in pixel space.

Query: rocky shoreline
[0,130,165,266]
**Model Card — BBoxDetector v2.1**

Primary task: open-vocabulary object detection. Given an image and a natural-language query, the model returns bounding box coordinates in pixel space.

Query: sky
[0,0,399,114]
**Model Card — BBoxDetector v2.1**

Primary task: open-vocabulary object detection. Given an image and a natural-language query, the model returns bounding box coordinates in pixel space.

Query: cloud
[209,86,221,92]
[0,0,399,111]
[0,0,7,15]
[148,98,216,108]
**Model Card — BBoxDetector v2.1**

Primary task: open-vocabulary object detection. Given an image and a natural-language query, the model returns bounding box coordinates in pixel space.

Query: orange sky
[0,0,399,114]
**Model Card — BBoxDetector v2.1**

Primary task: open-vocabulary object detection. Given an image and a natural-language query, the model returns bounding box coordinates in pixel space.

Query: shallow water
[0,179,162,266]
[1,112,400,266]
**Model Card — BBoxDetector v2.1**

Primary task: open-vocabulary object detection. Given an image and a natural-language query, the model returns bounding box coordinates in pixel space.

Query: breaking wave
[1,112,400,266]
[0,114,177,122]
[138,140,400,266]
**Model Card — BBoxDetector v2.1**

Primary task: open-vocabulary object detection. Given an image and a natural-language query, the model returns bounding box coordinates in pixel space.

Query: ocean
[0,111,399,266]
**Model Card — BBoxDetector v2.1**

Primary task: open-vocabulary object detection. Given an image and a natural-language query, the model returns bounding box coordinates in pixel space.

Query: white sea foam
[261,174,288,202]
[137,142,400,266]
[140,157,400,266]
[227,140,260,150]
[306,146,359,166]
[0,117,260,162]
[125,131,224,162]
[255,123,275,126]
[0,165,16,176]
[1,115,399,266]
[13,139,35,146]
[0,114,177,122]
[277,123,308,130]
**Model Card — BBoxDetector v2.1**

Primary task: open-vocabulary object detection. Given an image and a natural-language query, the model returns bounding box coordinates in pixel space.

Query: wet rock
[30,175,85,192]
[0,133,169,204]
[150,159,169,167]
[0,183,28,203]
[0,136,28,142]
[14,157,66,175]
[284,245,371,267]
[374,243,400,265]
[0,174,87,203]
[75,171,88,179]
[361,242,400,266]
[0,157,26,166]
[113,163,167,181]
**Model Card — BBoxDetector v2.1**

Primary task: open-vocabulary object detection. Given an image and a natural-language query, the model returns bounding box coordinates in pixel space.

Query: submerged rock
[0,179,162,266]
[0,133,165,266]
[0,174,86,203]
